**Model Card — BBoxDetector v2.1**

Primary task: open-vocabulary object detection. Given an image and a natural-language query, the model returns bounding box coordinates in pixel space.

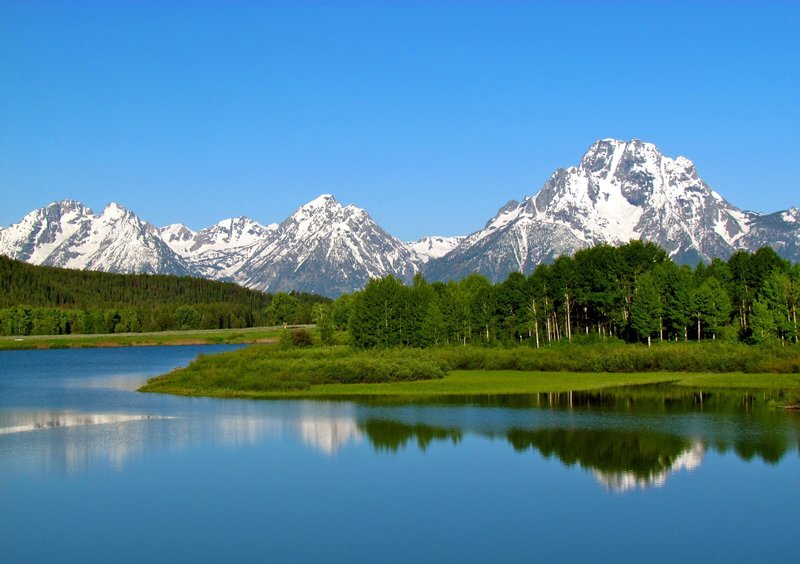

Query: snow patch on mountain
[406,235,464,263]
[159,223,196,255]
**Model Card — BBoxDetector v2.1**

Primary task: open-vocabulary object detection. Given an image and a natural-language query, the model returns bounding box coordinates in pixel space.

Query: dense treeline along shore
[0,256,329,336]
[326,242,799,347]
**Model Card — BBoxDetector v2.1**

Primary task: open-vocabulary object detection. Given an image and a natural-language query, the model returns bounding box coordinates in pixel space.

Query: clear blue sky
[2,1,798,240]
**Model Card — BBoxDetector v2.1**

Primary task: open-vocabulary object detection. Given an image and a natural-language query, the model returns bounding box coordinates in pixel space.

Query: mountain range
[2,139,798,296]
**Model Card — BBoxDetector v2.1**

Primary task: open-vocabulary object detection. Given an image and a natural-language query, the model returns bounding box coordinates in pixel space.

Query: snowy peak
[159,224,196,255]
[425,138,799,282]
[406,235,465,263]
[528,138,752,256]
[300,193,337,211]
[782,207,800,224]
[235,194,419,296]
[0,199,190,275]
[284,194,370,232]
[103,201,131,219]
[160,216,273,258]
[162,215,273,280]
[189,216,269,253]
[0,200,94,263]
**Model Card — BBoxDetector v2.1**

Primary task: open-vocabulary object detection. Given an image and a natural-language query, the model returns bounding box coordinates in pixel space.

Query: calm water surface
[1,346,798,563]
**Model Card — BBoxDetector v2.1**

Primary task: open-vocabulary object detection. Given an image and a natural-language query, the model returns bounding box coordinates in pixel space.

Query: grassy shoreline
[7,330,797,404]
[0,326,289,350]
[138,342,800,404]
[139,369,800,400]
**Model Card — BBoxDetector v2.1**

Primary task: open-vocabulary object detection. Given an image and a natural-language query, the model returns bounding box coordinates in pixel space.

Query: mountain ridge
[2,139,798,294]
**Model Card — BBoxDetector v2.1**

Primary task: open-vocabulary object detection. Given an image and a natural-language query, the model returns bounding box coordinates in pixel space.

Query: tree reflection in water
[355,386,799,491]
[507,427,704,492]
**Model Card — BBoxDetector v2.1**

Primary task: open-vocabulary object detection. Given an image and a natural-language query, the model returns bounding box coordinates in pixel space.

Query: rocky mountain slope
[234,195,419,296]
[0,200,191,275]
[160,217,276,280]
[425,139,799,281]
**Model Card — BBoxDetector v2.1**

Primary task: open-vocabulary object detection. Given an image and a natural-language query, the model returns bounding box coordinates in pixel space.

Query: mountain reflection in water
[507,427,704,492]
[0,411,172,435]
[2,387,797,491]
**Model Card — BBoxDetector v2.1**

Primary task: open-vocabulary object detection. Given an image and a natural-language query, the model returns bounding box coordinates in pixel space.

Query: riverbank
[0,326,287,350]
[140,369,800,404]
[138,342,800,402]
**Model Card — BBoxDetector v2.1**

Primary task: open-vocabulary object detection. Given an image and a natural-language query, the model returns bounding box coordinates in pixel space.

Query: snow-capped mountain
[159,223,196,255]
[425,139,800,282]
[234,194,419,296]
[0,200,190,275]
[0,200,91,264]
[2,139,797,295]
[406,236,464,263]
[0,196,421,295]
[739,208,800,262]
[161,217,276,279]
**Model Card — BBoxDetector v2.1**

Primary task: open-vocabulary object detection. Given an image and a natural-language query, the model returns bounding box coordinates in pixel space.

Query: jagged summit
[424,139,796,282]
[528,138,752,257]
[235,195,419,296]
[0,199,190,275]
[302,193,337,209]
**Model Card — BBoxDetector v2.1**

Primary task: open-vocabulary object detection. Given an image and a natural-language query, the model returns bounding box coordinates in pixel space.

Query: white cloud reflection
[0,403,365,475]
[593,441,706,493]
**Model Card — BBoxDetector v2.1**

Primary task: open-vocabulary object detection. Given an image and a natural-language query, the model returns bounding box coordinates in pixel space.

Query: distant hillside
[0,256,328,335]
[0,255,271,309]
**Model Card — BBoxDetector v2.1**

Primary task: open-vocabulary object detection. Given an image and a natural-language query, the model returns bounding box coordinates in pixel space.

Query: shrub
[280,328,314,348]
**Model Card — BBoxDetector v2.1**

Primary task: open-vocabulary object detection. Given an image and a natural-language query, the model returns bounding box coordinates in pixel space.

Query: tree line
[0,257,330,335]
[325,242,799,348]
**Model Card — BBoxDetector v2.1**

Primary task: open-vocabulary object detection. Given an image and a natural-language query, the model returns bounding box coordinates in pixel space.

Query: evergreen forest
[326,242,799,348]
[0,256,329,335]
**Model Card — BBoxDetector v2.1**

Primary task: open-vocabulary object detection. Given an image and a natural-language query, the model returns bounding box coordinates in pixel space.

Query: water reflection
[0,410,175,473]
[507,428,704,492]
[593,442,705,492]
[64,374,152,391]
[0,410,172,435]
[211,403,365,454]
[1,382,798,492]
[298,414,363,454]
[359,419,462,452]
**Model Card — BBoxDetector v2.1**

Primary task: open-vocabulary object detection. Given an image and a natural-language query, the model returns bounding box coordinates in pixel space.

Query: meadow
[139,337,800,403]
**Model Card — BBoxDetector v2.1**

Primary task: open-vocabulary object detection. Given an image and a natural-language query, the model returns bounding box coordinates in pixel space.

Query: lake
[1,346,798,563]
